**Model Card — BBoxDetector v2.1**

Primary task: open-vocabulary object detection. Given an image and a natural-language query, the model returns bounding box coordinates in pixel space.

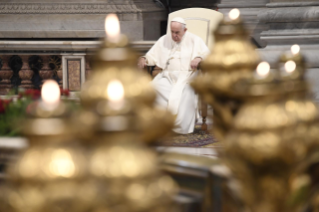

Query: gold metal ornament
[192,8,319,212]
[78,35,174,143]
[0,80,94,212]
[192,11,260,140]
[74,14,178,212]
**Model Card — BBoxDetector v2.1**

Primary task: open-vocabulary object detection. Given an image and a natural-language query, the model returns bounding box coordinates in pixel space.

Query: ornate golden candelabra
[76,36,177,212]
[78,36,174,143]
[77,15,174,144]
[192,9,260,141]
[74,14,178,212]
[0,81,94,212]
[192,9,319,212]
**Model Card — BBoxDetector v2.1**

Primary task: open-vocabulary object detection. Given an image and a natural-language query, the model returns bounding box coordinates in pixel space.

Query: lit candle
[41,80,60,110]
[291,44,300,55]
[105,14,121,43]
[285,60,296,73]
[228,8,240,21]
[107,79,125,110]
[256,61,270,79]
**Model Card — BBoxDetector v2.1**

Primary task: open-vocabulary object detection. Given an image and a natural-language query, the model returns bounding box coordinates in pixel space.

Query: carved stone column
[0,56,13,95]
[85,56,92,80]
[57,66,63,87]
[217,0,269,47]
[39,56,53,86]
[258,0,319,101]
[18,56,34,89]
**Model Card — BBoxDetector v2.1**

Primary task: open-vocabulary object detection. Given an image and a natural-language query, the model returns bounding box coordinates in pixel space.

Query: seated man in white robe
[138,17,210,134]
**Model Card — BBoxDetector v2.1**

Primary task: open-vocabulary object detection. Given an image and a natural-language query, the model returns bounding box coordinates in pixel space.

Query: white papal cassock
[144,31,210,134]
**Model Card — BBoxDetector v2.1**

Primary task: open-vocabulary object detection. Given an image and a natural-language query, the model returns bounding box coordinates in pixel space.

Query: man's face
[171,22,187,43]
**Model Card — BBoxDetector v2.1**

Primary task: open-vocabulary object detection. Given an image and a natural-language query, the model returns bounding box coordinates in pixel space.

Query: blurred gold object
[192,8,319,212]
[75,14,178,211]
[192,12,260,140]
[0,80,93,212]
[79,34,174,143]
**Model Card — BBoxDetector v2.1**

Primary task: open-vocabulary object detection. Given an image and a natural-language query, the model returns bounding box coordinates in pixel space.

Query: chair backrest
[167,8,224,49]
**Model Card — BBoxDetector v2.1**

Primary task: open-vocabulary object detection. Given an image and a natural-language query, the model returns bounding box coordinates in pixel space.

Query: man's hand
[190,58,202,70]
[138,57,147,69]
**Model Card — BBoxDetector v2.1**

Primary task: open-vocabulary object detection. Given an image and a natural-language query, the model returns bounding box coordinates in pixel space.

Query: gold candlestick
[74,14,178,211]
[192,8,319,212]
[192,9,260,141]
[78,15,174,143]
[0,80,95,212]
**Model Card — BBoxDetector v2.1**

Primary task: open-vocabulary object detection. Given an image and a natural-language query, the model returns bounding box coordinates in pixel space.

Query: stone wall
[168,0,219,12]
[258,0,319,100]
[217,0,269,47]
[0,0,166,41]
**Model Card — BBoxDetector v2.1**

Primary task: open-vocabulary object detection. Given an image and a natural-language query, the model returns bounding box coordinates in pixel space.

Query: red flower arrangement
[17,88,70,99]
[60,88,70,97]
[0,102,4,114]
[0,99,12,114]
[18,89,41,100]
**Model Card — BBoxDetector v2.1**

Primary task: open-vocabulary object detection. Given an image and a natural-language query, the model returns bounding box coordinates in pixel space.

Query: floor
[156,144,222,159]
[0,137,222,160]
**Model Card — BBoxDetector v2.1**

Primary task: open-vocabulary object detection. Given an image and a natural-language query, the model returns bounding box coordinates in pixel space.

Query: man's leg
[152,75,172,109]
[173,83,197,134]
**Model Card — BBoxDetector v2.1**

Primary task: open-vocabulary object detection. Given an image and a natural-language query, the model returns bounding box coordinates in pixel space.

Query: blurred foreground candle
[256,61,270,79]
[285,60,297,73]
[228,8,240,20]
[107,79,125,110]
[278,44,305,80]
[291,44,300,55]
[105,13,121,43]
[41,79,60,110]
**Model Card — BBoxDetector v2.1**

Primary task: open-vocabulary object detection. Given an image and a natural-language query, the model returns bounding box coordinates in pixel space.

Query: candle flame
[105,14,120,43]
[107,80,124,101]
[229,9,240,20]
[256,62,270,76]
[291,44,300,55]
[41,80,60,105]
[285,60,296,73]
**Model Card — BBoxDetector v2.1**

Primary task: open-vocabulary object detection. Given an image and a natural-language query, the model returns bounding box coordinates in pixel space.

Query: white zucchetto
[171,17,186,26]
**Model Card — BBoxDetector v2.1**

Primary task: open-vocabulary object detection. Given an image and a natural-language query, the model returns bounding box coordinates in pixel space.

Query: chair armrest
[152,66,163,78]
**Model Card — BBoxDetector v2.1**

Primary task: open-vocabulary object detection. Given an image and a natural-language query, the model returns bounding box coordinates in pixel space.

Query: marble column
[85,56,92,81]
[258,0,319,101]
[55,57,63,87]
[217,0,269,47]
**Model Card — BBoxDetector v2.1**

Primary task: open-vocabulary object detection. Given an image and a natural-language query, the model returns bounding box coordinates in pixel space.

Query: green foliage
[0,88,76,137]
[0,97,33,136]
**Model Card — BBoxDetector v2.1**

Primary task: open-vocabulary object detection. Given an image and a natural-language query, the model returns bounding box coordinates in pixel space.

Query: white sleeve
[194,38,210,60]
[144,36,164,66]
